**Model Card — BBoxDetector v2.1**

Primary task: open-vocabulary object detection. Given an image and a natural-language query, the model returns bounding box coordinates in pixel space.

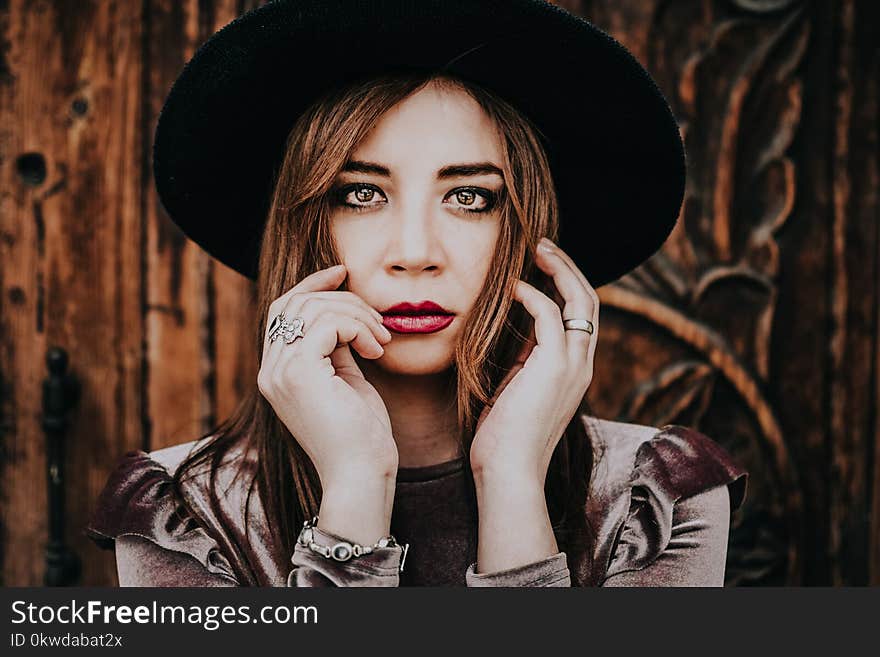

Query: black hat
[153,0,686,288]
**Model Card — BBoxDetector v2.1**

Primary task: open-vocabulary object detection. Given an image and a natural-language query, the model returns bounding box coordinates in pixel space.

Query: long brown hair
[172,72,602,586]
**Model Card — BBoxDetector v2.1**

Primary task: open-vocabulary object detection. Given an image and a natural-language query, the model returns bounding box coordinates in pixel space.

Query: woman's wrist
[474,470,545,510]
[473,472,559,574]
[317,468,397,545]
[471,456,545,493]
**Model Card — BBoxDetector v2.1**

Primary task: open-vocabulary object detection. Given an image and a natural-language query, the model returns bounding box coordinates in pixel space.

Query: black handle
[42,347,82,586]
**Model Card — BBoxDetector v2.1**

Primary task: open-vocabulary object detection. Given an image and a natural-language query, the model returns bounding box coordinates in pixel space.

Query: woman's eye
[355,187,376,202]
[444,187,496,213]
[456,189,477,206]
[335,183,387,210]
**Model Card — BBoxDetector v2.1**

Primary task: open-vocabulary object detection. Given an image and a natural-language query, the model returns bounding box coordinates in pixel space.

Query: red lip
[381,301,451,315]
[381,301,454,334]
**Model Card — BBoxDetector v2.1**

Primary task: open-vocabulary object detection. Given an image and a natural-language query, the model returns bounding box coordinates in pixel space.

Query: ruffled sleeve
[85,450,241,585]
[601,425,748,586]
[87,449,408,587]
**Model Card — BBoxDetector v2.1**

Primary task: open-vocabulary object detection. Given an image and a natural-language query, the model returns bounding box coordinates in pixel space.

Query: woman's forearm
[473,471,559,574]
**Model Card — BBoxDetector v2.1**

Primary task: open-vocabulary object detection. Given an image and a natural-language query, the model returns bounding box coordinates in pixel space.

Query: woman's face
[329,82,505,376]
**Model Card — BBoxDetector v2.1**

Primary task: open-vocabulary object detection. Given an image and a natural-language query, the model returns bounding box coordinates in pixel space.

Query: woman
[87,0,747,587]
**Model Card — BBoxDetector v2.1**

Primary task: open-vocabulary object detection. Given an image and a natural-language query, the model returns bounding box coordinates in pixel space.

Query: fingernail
[538,238,554,253]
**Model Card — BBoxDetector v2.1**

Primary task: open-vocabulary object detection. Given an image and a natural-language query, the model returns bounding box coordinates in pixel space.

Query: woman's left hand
[470,237,600,487]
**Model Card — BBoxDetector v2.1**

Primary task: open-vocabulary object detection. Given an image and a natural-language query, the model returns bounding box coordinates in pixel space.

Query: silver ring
[268,312,305,344]
[563,318,594,334]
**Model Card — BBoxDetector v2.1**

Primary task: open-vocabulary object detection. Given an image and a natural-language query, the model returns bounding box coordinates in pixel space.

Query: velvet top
[85,416,748,587]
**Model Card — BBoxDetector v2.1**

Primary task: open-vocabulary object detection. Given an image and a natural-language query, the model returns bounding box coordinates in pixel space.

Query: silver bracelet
[297,516,409,572]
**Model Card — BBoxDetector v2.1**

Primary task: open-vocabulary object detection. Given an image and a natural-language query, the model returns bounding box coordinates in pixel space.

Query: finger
[512,279,566,358]
[265,264,347,331]
[267,311,381,390]
[289,264,347,295]
[329,342,363,378]
[263,267,388,362]
[538,238,600,306]
[284,298,391,345]
[544,241,601,368]
[263,306,385,381]
[297,311,385,362]
[292,291,384,324]
[535,242,596,358]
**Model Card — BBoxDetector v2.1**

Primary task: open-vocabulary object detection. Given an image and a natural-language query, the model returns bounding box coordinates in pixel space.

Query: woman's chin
[359,340,455,376]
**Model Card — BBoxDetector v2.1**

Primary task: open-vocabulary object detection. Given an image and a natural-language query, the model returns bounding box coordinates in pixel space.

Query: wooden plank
[848,0,880,587]
[144,0,240,451]
[214,263,258,424]
[827,0,880,586]
[143,0,207,451]
[0,0,48,587]
[0,0,144,585]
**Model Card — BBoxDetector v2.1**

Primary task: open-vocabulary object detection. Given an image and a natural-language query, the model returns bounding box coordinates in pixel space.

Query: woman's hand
[257,264,397,543]
[469,238,599,574]
[470,237,600,487]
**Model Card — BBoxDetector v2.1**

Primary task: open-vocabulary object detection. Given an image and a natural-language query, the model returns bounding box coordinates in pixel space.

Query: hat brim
[153,0,686,287]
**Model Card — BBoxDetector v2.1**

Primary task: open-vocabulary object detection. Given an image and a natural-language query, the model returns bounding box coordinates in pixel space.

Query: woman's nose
[386,209,442,272]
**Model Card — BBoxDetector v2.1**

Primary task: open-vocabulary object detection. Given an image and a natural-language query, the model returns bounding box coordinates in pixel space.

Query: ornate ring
[268,312,306,344]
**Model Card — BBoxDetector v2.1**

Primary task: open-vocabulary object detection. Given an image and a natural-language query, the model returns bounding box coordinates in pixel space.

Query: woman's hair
[172,72,604,586]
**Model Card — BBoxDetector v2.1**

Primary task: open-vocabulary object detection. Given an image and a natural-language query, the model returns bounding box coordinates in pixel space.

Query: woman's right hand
[257,264,397,542]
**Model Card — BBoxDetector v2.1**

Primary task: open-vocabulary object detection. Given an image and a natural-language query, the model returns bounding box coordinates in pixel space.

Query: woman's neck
[359,361,462,468]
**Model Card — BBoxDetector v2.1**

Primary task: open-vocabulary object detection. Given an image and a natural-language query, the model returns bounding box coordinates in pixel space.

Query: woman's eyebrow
[437,163,504,179]
[341,160,504,179]
[342,160,391,176]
